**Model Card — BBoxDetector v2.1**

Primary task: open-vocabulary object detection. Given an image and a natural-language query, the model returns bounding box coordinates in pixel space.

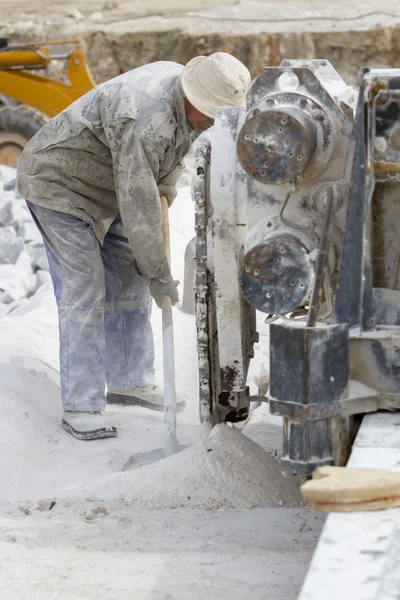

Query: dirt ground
[4,0,400,26]
[5,0,252,19]
[2,0,400,87]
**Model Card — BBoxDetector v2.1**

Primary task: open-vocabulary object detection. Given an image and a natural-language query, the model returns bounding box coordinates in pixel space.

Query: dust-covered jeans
[27,202,155,412]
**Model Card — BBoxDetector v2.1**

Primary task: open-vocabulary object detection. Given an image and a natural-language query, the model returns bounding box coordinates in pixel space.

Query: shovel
[123,196,187,470]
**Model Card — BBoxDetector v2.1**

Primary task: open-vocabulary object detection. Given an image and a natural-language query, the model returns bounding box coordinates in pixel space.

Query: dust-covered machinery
[186,59,400,475]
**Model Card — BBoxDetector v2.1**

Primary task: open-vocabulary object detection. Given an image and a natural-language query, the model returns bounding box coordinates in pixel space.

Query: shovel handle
[161,196,171,266]
[161,195,173,312]
[160,195,179,456]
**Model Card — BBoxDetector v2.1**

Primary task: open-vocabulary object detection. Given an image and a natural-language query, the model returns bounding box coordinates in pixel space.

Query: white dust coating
[0,162,301,512]
[64,424,302,509]
[0,166,322,599]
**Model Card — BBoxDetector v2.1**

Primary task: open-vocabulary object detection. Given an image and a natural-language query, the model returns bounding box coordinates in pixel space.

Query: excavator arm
[0,39,95,166]
[0,39,95,115]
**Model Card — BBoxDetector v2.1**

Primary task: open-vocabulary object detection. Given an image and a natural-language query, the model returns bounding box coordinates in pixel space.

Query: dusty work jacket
[17,62,199,281]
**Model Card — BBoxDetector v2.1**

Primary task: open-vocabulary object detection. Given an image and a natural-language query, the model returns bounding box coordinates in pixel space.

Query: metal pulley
[240,233,313,313]
[237,106,318,184]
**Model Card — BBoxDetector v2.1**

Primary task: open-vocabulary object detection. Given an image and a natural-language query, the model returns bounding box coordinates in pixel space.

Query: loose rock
[0,227,24,265]
[36,498,56,511]
[0,167,50,314]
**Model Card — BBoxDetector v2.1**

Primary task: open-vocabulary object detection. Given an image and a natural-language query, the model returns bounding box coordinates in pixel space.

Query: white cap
[181,52,251,119]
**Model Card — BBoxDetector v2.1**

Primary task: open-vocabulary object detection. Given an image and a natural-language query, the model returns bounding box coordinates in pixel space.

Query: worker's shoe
[62,411,118,440]
[107,384,186,412]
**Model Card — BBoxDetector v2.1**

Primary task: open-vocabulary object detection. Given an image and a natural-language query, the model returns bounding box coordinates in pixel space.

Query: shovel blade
[122,444,191,471]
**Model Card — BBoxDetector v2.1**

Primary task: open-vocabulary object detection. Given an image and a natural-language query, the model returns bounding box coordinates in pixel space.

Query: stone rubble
[0,167,50,317]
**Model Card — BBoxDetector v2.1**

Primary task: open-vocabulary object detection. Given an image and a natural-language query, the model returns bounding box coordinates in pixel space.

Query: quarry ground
[2,0,400,23]
[2,0,400,87]
[0,173,325,600]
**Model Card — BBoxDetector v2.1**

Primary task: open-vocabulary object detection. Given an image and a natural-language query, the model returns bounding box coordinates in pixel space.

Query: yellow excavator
[0,38,95,167]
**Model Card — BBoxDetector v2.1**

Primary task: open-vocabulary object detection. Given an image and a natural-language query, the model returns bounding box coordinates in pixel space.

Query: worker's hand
[150,275,179,308]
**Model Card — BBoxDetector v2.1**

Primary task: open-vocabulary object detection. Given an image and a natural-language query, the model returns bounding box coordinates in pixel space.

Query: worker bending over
[17,53,251,440]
